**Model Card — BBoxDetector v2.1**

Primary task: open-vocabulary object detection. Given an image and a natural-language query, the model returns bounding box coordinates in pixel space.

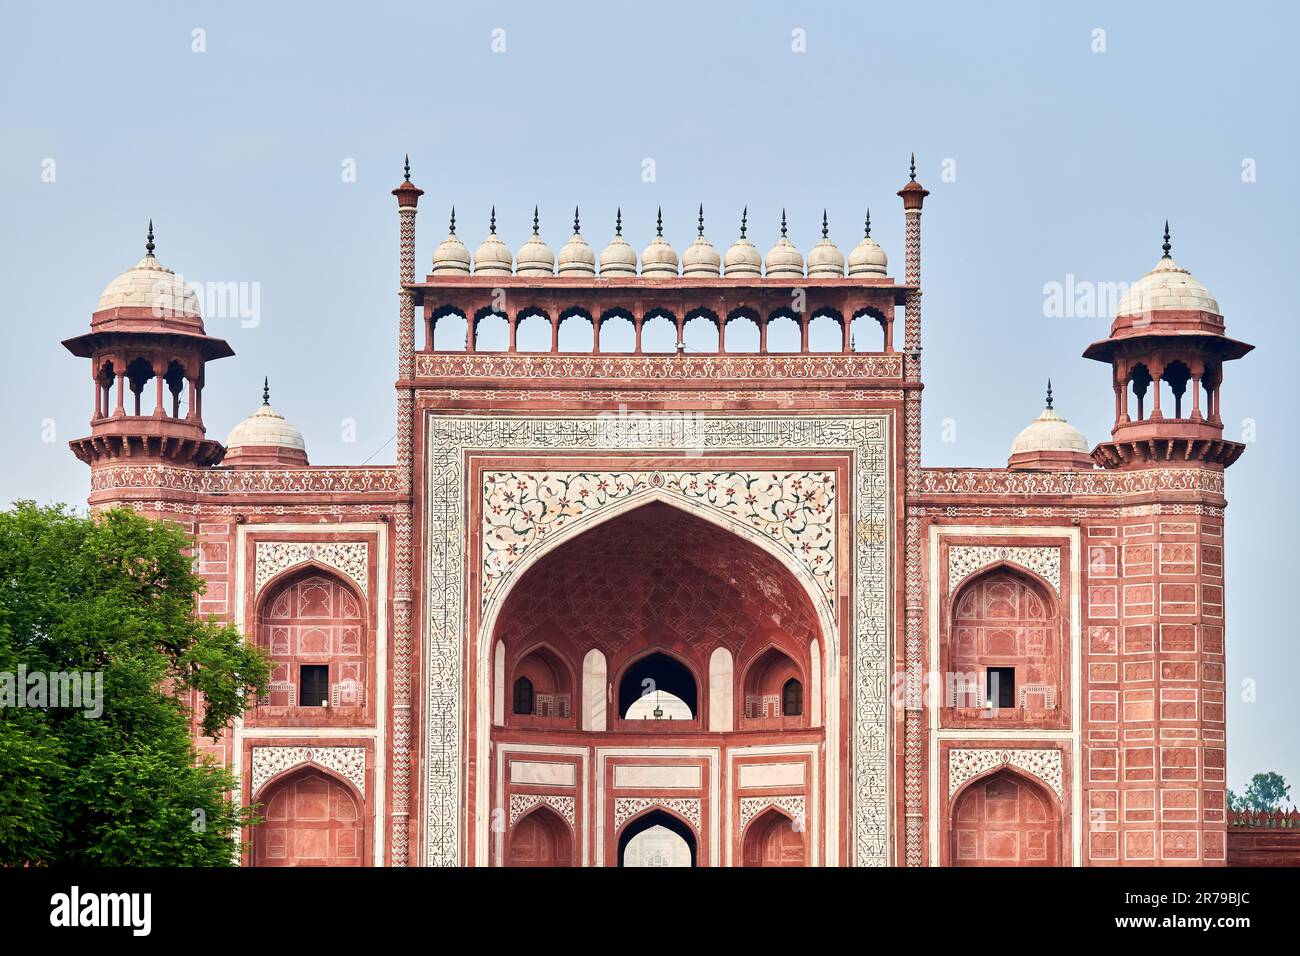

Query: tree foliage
[0,503,269,865]
[1228,772,1292,813]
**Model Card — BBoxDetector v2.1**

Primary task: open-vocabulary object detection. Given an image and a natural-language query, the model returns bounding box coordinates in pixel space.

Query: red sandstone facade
[64,164,1252,867]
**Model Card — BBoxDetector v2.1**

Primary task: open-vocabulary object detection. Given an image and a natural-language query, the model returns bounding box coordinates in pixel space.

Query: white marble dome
[557,209,596,276]
[682,207,720,277]
[1010,403,1089,458]
[430,209,471,275]
[515,208,555,277]
[226,392,307,457]
[472,208,513,276]
[98,226,200,314]
[764,213,804,278]
[723,209,762,277]
[599,212,638,276]
[806,212,844,278]
[640,209,679,277]
[1114,254,1220,318]
[847,211,888,277]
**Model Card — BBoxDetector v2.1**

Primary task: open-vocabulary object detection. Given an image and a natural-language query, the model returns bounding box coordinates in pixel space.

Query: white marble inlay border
[249,745,367,798]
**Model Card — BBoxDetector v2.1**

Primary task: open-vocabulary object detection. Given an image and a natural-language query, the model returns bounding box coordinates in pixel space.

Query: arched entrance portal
[950,769,1060,866]
[508,805,573,866]
[743,807,807,866]
[253,768,363,866]
[619,809,697,867]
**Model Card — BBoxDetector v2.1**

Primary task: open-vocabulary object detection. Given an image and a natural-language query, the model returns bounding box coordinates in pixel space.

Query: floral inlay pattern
[947,747,1063,799]
[254,541,370,598]
[948,545,1060,594]
[509,793,576,828]
[613,797,702,833]
[250,746,367,798]
[482,470,836,609]
[738,795,807,832]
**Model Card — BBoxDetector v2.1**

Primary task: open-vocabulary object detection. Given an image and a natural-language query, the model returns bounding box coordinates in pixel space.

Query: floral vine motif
[738,795,806,832]
[948,545,1060,593]
[482,470,836,609]
[508,793,576,828]
[920,467,1223,497]
[254,541,369,598]
[613,797,701,833]
[89,464,400,494]
[250,746,367,798]
[416,353,904,382]
[947,748,1062,799]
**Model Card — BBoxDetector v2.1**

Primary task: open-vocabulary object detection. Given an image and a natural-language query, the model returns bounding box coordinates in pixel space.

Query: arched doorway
[508,805,572,867]
[253,768,364,866]
[950,769,1060,866]
[619,651,697,720]
[743,807,807,867]
[619,809,697,867]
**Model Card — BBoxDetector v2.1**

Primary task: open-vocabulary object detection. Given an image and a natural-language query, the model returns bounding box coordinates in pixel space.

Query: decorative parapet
[920,467,1224,498]
[415,352,904,383]
[89,464,401,495]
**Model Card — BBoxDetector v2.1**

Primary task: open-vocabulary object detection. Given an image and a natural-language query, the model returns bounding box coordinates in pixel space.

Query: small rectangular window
[986,667,1015,709]
[300,665,330,707]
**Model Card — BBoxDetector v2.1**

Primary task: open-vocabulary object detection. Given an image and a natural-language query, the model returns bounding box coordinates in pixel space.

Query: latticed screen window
[299,665,330,707]
[513,677,534,715]
[782,678,803,716]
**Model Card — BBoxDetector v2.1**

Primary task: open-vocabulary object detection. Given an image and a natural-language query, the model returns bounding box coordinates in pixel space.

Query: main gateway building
[64,159,1251,866]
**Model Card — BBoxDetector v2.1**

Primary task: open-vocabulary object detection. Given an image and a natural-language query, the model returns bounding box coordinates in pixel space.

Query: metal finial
[864,208,872,238]
[780,209,788,238]
[489,205,497,234]
[740,206,748,239]
[262,377,270,406]
[1162,220,1172,259]
[615,207,622,236]
[1045,379,1054,410]
[145,219,155,256]
[573,206,580,235]
[909,153,917,182]
[821,209,829,239]
[403,154,411,182]
[449,206,456,235]
[532,205,540,235]
[698,203,705,237]
[656,207,663,237]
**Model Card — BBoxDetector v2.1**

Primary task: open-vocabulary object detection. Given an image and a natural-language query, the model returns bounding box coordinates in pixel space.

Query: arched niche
[508,804,573,867]
[508,643,575,725]
[742,806,807,867]
[949,767,1061,867]
[252,767,364,867]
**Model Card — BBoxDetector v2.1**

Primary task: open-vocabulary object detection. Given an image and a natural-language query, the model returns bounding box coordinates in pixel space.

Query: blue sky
[1,1,1296,796]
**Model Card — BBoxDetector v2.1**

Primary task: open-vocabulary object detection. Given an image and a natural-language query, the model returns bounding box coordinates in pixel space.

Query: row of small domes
[431,207,888,279]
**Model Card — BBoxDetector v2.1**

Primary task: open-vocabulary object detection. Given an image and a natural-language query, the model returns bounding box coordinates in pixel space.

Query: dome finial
[698,203,705,237]
[780,209,788,238]
[573,206,581,235]
[449,206,456,235]
[740,206,748,239]
[262,376,270,406]
[821,209,829,239]
[656,207,664,237]
[532,205,540,235]
[615,207,623,236]
[489,205,497,234]
[1046,378,1054,410]
[403,154,411,182]
[909,152,917,182]
[1162,220,1172,259]
[864,208,872,238]
[145,219,155,257]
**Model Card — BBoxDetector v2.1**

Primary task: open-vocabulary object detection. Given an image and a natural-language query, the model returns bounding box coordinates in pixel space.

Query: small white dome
[430,209,471,275]
[1114,254,1219,318]
[225,383,307,463]
[640,209,679,277]
[723,209,761,277]
[599,211,638,276]
[97,224,200,315]
[472,208,513,276]
[556,209,596,276]
[515,207,555,277]
[806,212,844,278]
[847,211,888,277]
[1010,401,1089,457]
[764,212,804,278]
[681,207,720,277]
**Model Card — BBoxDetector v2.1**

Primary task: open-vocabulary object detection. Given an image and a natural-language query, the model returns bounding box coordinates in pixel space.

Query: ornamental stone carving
[948,545,1060,593]
[254,540,370,597]
[739,795,806,832]
[509,793,576,828]
[947,747,1063,799]
[250,745,367,798]
[613,797,702,833]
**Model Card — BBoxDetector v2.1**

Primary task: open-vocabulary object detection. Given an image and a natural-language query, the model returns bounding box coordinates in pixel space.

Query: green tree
[1227,772,1292,813]
[0,503,269,865]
